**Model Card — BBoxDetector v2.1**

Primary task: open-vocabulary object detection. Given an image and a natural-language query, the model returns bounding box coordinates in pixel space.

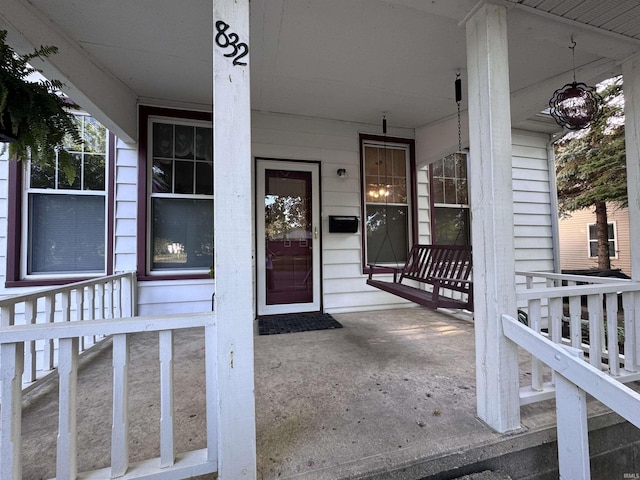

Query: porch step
[354,409,640,480]
[452,471,512,480]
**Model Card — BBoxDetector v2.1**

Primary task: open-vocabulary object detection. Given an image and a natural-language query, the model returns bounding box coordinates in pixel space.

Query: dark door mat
[257,312,343,335]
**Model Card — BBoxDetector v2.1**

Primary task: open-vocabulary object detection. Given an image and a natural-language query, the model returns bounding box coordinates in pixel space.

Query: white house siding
[0,148,8,297]
[558,204,631,277]
[0,148,8,293]
[512,130,555,272]
[251,112,427,314]
[511,130,556,315]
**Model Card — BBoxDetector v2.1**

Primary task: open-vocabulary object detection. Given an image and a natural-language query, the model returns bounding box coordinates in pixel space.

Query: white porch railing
[503,313,640,479]
[0,313,218,479]
[0,272,137,392]
[0,274,221,479]
[515,271,640,404]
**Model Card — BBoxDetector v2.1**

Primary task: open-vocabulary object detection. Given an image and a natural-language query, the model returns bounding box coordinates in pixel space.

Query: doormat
[258,312,343,335]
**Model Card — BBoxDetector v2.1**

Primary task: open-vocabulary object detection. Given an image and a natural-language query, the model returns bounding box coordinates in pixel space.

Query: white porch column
[465,1,521,432]
[623,56,640,282]
[212,0,257,478]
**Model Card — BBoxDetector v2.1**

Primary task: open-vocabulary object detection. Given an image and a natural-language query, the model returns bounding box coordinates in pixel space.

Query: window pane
[153,123,174,157]
[174,125,194,159]
[28,194,105,274]
[433,208,470,245]
[152,159,172,193]
[457,179,468,204]
[366,205,408,264]
[431,177,444,203]
[195,127,212,160]
[151,198,213,270]
[84,154,106,190]
[174,160,194,194]
[589,241,598,257]
[30,162,56,189]
[444,179,457,204]
[588,224,596,239]
[609,241,616,257]
[196,161,213,195]
[84,118,107,153]
[391,178,407,204]
[57,154,82,190]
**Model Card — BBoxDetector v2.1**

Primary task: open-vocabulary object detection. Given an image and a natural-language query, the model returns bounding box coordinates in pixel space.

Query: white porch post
[212,0,257,478]
[465,1,521,432]
[623,56,640,282]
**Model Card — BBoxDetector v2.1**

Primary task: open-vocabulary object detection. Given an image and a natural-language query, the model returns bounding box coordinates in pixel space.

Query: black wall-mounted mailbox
[329,216,359,233]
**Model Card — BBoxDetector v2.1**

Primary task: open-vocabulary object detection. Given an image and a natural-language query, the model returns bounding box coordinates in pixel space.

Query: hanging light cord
[570,36,577,83]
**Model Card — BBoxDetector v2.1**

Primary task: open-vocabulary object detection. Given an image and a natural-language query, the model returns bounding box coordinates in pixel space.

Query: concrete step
[452,471,512,480]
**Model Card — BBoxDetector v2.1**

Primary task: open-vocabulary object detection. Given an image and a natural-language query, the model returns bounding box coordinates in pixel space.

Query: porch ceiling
[1,0,640,139]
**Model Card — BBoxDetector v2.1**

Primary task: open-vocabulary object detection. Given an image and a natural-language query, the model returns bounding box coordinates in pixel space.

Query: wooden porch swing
[366,81,473,312]
[366,244,473,311]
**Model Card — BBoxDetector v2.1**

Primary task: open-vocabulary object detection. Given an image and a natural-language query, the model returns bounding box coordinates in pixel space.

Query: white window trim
[21,115,109,280]
[587,220,618,259]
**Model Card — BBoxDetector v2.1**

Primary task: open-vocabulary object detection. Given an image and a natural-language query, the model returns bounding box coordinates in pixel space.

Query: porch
[16,306,638,479]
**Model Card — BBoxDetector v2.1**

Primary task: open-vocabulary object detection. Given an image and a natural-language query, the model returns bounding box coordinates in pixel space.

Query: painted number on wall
[215,20,249,66]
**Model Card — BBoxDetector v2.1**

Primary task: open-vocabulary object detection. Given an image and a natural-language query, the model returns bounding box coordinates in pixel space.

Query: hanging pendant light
[549,37,602,130]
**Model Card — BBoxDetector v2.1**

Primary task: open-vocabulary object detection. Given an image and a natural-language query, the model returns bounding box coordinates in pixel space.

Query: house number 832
[215,21,249,66]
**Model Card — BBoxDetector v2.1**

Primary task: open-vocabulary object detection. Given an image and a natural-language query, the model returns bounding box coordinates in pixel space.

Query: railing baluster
[549,297,563,344]
[569,295,582,350]
[529,299,543,391]
[111,333,129,478]
[108,280,116,319]
[159,330,175,467]
[61,290,71,323]
[57,337,79,479]
[114,278,123,319]
[23,299,37,384]
[97,282,106,320]
[76,288,86,352]
[606,293,620,376]
[1,302,15,327]
[622,291,637,372]
[86,285,98,344]
[587,294,603,369]
[635,291,640,372]
[44,295,55,371]
[1,342,24,480]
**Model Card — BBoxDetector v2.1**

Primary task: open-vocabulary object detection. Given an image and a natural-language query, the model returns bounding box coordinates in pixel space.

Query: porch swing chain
[456,72,462,153]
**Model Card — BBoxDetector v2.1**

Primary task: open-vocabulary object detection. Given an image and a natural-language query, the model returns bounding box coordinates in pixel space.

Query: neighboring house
[559,204,631,277]
[3,2,640,477]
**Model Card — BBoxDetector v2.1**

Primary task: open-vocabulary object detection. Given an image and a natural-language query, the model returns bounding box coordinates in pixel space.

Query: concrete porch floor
[18,307,631,479]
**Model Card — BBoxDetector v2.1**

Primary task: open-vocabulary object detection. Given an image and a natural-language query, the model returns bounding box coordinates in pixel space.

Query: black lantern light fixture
[549,37,602,131]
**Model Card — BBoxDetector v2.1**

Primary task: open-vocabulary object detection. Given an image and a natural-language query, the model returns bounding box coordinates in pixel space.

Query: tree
[554,76,626,270]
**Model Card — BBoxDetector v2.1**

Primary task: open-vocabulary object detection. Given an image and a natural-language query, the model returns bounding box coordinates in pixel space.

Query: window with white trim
[148,118,213,274]
[362,137,413,266]
[430,153,470,245]
[588,222,617,258]
[23,114,108,277]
